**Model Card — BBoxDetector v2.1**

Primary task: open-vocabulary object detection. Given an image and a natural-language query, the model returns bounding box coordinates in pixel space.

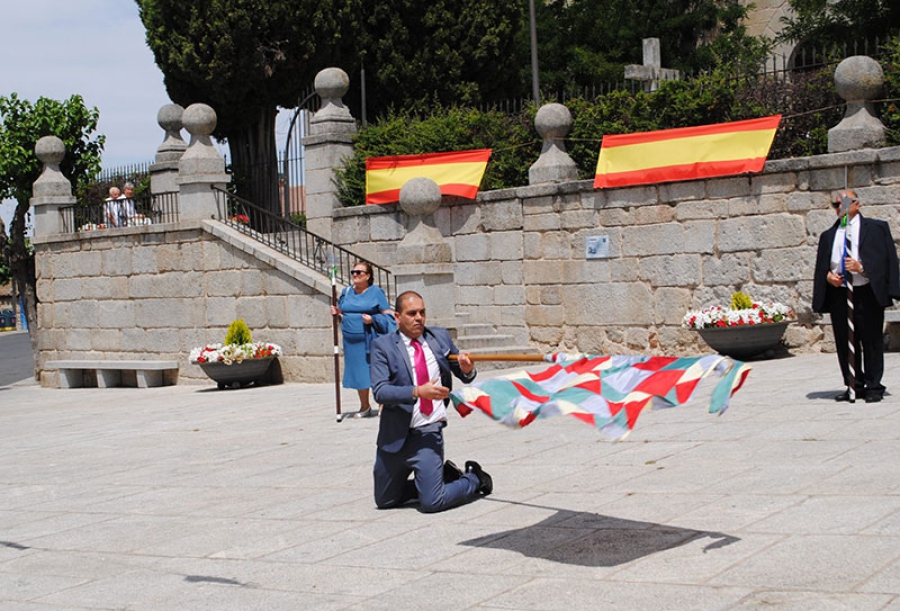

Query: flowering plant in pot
[682,292,795,360]
[190,319,282,388]
[682,291,795,329]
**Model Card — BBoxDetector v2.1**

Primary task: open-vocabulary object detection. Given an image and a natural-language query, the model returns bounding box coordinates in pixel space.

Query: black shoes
[835,388,885,403]
[834,388,865,403]
[443,460,463,483]
[834,389,855,402]
[465,460,493,496]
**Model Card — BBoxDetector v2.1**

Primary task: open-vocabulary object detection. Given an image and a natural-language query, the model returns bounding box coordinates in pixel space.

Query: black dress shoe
[465,460,493,496]
[443,460,463,483]
[834,389,859,402]
[865,393,883,403]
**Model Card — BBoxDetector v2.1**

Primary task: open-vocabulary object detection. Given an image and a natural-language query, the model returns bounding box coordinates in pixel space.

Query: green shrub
[289,211,307,227]
[224,319,252,346]
[731,291,753,310]
[332,37,899,203]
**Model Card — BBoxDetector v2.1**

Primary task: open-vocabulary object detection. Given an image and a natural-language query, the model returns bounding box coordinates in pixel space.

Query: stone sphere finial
[834,56,883,102]
[182,103,217,137]
[529,103,577,184]
[157,103,185,134]
[399,177,442,217]
[35,135,65,165]
[534,103,573,140]
[315,68,350,101]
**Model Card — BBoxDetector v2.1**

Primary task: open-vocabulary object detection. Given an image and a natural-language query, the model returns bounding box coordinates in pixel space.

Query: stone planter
[197,357,276,389]
[696,321,790,360]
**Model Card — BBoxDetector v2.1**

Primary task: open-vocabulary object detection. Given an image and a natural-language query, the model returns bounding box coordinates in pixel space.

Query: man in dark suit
[813,189,900,403]
[369,291,492,512]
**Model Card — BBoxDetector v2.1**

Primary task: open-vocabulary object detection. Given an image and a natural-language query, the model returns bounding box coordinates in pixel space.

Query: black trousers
[827,283,886,394]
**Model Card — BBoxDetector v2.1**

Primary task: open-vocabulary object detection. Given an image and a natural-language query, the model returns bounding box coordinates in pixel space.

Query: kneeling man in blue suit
[369,290,492,512]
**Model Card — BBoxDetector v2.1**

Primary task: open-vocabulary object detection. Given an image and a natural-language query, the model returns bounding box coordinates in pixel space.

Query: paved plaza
[1,352,900,610]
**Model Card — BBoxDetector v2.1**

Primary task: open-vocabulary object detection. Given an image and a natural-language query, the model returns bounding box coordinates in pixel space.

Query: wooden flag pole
[450,353,546,362]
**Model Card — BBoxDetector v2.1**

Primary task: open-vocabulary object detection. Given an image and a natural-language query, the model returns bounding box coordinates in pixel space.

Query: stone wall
[333,147,900,358]
[35,220,335,386]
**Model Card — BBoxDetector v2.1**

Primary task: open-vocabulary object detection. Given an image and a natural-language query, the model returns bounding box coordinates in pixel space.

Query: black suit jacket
[370,327,476,453]
[813,214,900,313]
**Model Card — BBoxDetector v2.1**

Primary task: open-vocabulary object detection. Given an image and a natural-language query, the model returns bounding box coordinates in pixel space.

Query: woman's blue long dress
[339,285,390,389]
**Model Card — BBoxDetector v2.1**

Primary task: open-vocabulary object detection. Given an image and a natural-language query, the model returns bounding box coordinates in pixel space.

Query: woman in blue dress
[331,261,394,418]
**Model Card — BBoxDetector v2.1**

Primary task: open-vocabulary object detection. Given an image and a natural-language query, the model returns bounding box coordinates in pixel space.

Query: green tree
[349,0,526,117]
[136,0,527,208]
[0,94,104,359]
[779,0,900,50]
[525,0,768,95]
[0,217,9,286]
[136,0,362,213]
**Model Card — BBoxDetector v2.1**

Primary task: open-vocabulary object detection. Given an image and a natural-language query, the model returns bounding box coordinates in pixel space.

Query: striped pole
[839,194,856,403]
[328,253,344,421]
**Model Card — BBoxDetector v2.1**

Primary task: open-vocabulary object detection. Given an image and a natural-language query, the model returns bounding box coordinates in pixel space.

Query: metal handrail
[211,186,395,302]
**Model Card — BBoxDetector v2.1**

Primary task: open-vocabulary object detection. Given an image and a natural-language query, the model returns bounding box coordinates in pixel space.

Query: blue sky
[1,1,306,232]
[1,1,170,228]
[2,1,171,168]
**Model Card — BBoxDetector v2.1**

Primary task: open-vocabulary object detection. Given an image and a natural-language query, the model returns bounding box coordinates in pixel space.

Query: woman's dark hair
[355,260,374,287]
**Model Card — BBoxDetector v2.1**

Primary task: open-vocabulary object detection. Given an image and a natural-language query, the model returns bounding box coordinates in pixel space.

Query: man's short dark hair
[394,290,423,313]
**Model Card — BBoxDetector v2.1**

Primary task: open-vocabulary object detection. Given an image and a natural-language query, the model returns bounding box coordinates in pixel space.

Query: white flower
[682,300,795,329]
[189,342,283,364]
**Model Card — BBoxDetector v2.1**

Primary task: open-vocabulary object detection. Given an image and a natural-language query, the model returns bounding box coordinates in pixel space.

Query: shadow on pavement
[460,500,740,567]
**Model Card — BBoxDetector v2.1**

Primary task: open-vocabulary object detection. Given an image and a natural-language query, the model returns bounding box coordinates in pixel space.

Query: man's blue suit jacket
[370,327,476,453]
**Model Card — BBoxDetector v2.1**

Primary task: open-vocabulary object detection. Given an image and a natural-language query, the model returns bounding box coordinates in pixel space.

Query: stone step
[458,323,495,336]
[456,333,517,350]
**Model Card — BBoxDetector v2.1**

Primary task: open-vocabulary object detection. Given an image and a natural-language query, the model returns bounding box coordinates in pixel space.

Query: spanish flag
[365,149,492,205]
[594,115,781,189]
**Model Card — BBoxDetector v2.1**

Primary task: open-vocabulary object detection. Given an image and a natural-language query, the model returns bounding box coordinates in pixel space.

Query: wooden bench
[44,360,179,388]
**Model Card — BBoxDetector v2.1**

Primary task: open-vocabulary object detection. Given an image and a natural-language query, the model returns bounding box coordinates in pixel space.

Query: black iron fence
[60,192,180,233]
[212,186,395,301]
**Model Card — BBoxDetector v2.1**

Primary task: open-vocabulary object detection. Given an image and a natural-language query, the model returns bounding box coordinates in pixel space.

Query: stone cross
[624,38,680,92]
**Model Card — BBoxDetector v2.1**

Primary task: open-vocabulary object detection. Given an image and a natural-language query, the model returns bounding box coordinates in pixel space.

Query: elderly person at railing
[103,185,138,228]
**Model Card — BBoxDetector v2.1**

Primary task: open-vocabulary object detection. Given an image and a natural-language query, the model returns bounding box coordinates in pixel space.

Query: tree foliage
[779,0,900,48]
[136,0,528,208]
[347,0,526,118]
[0,93,103,360]
[136,0,362,210]
[333,37,900,205]
[0,94,104,207]
[526,0,770,94]
[334,106,539,206]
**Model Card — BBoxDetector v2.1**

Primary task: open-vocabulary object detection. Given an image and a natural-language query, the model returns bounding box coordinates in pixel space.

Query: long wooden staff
[329,257,344,421]
[450,353,547,362]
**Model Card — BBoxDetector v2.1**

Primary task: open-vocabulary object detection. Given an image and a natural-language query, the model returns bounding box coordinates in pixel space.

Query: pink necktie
[411,339,434,415]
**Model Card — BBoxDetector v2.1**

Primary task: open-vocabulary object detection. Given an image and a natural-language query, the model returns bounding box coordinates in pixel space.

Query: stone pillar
[150,103,187,195]
[177,103,229,220]
[529,103,578,185]
[390,178,457,327]
[303,67,357,240]
[31,136,75,236]
[828,55,886,153]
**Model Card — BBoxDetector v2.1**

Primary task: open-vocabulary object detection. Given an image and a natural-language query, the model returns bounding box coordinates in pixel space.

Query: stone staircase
[450,314,541,370]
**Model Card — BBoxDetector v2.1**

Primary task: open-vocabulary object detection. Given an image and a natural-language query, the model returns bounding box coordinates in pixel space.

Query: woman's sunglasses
[351,270,367,276]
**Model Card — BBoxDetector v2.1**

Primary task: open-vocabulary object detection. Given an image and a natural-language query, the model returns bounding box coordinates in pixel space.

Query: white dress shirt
[830,215,869,287]
[401,333,445,428]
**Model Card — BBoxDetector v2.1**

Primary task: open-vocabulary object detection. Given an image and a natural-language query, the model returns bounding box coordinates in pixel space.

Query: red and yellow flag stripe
[594,115,781,189]
[365,149,491,205]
